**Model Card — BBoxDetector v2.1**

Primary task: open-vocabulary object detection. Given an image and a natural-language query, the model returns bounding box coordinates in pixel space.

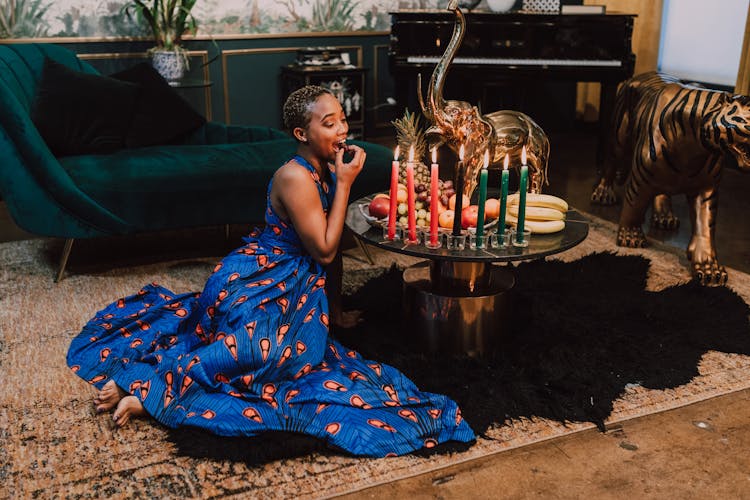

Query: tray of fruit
[362,183,502,233]
[362,180,452,226]
[361,197,438,228]
[363,191,570,235]
[358,201,499,232]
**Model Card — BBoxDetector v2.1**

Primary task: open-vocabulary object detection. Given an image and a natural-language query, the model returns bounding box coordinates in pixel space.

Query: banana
[505,214,565,234]
[507,193,569,212]
[508,204,565,221]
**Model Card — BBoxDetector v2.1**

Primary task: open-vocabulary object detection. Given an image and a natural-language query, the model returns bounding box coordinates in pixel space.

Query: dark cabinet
[281,65,367,140]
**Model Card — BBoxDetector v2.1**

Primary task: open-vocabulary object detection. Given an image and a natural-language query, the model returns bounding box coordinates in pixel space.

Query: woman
[67,85,475,457]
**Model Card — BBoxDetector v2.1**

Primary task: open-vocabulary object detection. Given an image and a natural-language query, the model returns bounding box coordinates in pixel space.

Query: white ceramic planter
[150,50,188,82]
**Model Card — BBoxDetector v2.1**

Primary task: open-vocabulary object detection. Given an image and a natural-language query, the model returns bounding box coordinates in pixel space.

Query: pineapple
[390,109,453,227]
[391,109,430,187]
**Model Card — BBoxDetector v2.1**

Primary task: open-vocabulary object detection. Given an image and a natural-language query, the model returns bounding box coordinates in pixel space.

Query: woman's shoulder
[276,157,311,175]
[273,159,318,190]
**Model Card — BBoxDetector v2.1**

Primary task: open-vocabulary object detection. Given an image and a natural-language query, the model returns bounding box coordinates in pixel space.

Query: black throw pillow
[32,58,139,157]
[110,63,206,147]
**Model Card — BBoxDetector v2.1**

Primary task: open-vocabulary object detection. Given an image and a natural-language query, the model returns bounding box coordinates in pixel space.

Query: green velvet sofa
[0,43,391,280]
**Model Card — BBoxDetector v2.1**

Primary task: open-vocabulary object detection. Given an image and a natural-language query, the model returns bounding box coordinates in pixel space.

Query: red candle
[406,145,417,242]
[429,148,439,245]
[387,146,399,240]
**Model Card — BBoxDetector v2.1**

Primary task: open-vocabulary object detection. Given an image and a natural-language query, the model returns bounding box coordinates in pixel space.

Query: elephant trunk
[425,0,465,130]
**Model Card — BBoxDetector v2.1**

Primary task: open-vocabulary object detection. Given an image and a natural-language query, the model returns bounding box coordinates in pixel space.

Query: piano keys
[404,56,624,68]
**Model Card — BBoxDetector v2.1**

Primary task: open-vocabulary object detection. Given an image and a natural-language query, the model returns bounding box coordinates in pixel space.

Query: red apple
[461,205,481,229]
[368,196,390,219]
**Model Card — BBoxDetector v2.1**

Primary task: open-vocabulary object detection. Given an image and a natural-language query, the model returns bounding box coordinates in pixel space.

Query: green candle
[516,146,528,244]
[475,150,489,244]
[499,154,509,238]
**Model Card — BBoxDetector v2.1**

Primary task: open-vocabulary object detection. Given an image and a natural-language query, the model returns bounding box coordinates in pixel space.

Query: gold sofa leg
[55,238,74,283]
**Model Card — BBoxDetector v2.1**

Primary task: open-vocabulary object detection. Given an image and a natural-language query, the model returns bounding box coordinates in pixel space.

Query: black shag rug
[169,252,750,462]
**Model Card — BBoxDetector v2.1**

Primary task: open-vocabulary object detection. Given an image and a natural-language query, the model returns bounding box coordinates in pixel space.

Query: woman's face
[303,93,349,161]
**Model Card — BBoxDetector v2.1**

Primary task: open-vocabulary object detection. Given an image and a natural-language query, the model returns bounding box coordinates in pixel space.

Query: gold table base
[403,261,515,358]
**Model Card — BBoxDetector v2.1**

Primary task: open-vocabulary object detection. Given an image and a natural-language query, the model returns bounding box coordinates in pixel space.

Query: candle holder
[489,228,511,249]
[468,232,487,250]
[417,227,443,249]
[446,233,467,251]
[511,228,531,248]
[382,225,403,242]
[424,231,443,249]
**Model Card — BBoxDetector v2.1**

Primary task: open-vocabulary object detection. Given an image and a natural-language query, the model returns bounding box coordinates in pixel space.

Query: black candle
[452,159,465,236]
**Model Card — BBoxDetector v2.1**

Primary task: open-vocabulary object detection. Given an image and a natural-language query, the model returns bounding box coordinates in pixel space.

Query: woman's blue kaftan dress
[67,155,475,457]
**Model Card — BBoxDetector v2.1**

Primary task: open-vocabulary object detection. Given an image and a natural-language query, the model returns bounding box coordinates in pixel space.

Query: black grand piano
[389,9,636,169]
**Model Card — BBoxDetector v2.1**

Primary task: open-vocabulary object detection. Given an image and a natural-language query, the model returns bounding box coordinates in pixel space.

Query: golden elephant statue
[417,0,550,199]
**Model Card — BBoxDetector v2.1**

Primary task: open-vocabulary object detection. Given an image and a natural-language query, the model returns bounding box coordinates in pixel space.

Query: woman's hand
[334,144,365,187]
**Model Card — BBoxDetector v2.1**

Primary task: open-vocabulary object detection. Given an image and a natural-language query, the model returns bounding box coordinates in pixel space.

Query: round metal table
[346,195,589,357]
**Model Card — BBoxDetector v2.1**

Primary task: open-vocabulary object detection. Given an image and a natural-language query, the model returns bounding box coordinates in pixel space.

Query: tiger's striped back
[610,72,750,207]
[594,71,750,285]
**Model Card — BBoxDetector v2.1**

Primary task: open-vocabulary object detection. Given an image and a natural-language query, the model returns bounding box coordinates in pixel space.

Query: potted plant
[124,0,198,81]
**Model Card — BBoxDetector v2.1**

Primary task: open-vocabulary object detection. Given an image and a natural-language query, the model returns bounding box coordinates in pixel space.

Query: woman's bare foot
[94,380,127,413]
[112,396,146,427]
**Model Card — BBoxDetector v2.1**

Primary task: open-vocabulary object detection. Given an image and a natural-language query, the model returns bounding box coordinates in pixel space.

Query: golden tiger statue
[591,71,750,286]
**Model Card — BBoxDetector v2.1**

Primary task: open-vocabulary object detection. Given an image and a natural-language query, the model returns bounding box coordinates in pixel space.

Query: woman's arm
[274,145,366,265]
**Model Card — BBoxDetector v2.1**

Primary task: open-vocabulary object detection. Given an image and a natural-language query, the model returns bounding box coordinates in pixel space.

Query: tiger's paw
[651,211,680,230]
[591,183,618,205]
[617,226,648,248]
[692,260,728,287]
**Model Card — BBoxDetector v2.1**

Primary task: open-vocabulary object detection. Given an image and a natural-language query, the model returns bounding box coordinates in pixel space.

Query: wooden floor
[341,389,750,499]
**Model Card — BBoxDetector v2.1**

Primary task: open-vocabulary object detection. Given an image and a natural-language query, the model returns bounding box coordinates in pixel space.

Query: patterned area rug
[1,214,750,499]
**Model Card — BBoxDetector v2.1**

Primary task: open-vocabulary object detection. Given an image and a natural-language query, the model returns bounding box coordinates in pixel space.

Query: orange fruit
[438,209,455,229]
[448,193,470,210]
[485,198,500,219]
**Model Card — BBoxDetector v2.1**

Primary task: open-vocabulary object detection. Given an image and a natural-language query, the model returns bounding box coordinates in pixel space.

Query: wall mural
[0,0,444,39]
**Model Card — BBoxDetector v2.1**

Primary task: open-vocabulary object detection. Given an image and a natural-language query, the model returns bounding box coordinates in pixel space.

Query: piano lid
[389,10,636,63]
